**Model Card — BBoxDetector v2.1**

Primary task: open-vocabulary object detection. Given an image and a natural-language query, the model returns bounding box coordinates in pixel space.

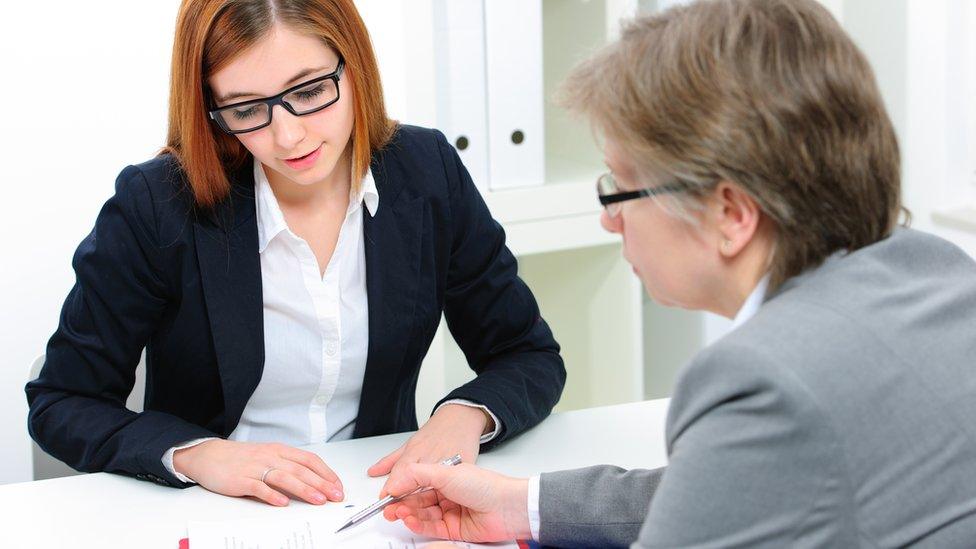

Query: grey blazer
[539,229,976,548]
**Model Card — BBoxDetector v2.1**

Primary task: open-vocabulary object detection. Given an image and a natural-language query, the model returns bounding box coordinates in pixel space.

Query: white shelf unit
[358,0,708,418]
[412,0,662,415]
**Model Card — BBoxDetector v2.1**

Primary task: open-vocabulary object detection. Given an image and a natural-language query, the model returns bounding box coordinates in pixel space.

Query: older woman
[380,0,976,547]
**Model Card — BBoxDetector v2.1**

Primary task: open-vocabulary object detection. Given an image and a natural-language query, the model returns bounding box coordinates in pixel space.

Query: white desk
[1,399,670,549]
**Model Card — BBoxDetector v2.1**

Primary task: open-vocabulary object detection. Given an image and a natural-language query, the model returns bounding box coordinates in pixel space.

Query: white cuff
[162,437,218,484]
[435,399,502,443]
[527,474,541,541]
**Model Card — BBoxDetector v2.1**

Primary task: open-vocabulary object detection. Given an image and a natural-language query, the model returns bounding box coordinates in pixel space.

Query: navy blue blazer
[26,125,565,488]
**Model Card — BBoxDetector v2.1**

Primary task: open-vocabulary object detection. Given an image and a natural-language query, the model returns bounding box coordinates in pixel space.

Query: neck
[712,222,775,319]
[265,146,352,213]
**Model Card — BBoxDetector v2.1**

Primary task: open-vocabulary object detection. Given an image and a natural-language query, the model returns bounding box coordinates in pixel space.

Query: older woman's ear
[712,181,765,258]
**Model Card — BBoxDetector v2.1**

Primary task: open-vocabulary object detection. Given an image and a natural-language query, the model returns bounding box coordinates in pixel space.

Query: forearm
[27,389,216,487]
[438,351,565,449]
[539,465,664,548]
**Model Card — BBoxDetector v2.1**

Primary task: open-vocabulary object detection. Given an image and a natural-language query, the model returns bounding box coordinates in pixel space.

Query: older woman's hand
[382,462,532,543]
[368,404,491,498]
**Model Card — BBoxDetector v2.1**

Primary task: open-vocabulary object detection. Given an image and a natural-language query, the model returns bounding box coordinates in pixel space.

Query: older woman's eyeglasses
[208,59,345,135]
[597,172,689,217]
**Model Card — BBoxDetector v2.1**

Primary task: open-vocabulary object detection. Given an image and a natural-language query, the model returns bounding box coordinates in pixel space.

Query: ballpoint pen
[335,453,463,534]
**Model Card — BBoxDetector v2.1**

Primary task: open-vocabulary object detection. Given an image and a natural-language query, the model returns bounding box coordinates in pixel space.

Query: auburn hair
[163,0,395,209]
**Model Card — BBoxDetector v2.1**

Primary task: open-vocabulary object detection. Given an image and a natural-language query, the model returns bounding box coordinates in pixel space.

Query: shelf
[416,243,643,418]
[932,207,976,234]
[502,211,615,257]
[484,180,599,224]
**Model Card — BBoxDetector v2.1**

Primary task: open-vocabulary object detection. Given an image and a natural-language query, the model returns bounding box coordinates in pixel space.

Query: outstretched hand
[382,462,532,543]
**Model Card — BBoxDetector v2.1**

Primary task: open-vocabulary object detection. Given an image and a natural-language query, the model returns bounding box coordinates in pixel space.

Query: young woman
[26,0,565,508]
[381,0,976,547]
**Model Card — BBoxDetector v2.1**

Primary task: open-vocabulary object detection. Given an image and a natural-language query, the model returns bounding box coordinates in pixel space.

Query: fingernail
[312,492,326,504]
[276,496,289,506]
[331,489,344,500]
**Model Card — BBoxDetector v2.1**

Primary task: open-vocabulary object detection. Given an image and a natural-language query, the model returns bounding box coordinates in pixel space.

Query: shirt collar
[731,273,770,329]
[253,157,380,254]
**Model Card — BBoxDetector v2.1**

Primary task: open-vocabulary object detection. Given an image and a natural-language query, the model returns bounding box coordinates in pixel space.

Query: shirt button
[325,342,338,356]
[315,395,328,406]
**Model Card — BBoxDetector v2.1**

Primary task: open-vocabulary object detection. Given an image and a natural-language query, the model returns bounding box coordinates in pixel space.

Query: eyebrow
[215,66,332,104]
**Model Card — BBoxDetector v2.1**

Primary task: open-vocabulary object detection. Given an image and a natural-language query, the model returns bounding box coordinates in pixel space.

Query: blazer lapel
[356,156,426,435]
[194,173,264,436]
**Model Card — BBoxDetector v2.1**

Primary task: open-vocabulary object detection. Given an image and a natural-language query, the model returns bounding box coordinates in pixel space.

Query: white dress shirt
[162,159,499,483]
[526,273,771,541]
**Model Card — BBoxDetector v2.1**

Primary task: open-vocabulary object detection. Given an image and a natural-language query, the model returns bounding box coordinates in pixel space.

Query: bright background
[2,0,975,485]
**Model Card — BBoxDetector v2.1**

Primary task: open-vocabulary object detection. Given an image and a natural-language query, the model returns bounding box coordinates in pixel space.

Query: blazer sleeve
[633,342,849,548]
[539,466,665,548]
[25,165,217,488]
[430,130,566,449]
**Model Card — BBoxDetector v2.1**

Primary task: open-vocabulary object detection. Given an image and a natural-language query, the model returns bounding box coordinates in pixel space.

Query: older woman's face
[208,23,354,189]
[600,140,720,310]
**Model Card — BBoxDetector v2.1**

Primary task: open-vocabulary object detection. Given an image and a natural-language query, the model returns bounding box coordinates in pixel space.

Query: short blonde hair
[561,0,904,289]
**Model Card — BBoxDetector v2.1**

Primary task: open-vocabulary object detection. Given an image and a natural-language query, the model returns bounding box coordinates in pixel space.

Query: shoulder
[109,153,198,245]
[372,124,461,199]
[383,124,450,158]
[671,333,825,425]
[115,153,193,209]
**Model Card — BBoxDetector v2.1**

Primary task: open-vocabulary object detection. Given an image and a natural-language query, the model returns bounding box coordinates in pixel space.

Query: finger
[280,447,341,487]
[368,445,404,478]
[383,503,402,521]
[385,462,453,500]
[397,503,444,522]
[244,479,290,507]
[384,489,442,522]
[264,468,328,505]
[380,460,410,498]
[279,461,343,502]
[398,489,441,509]
[402,514,452,540]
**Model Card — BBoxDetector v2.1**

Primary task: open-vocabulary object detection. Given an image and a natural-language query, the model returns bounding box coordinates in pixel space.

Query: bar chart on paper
[186,502,519,549]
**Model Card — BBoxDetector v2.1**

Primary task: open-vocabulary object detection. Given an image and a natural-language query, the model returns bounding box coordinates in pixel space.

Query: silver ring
[260,466,276,484]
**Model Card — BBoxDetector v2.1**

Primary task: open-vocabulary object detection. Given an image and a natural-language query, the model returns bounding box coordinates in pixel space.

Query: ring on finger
[260,466,276,484]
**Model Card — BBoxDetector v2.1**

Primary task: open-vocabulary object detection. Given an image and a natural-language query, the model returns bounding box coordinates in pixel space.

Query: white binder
[432,0,490,192]
[484,0,546,190]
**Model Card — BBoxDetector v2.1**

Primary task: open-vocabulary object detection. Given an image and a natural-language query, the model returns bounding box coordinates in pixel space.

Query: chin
[279,158,335,186]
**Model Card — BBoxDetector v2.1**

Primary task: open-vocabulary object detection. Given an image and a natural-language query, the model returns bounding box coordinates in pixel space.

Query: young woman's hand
[382,462,532,543]
[368,404,491,498]
[173,439,344,506]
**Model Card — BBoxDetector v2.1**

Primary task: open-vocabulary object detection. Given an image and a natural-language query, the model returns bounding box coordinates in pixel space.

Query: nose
[270,104,305,151]
[600,209,623,234]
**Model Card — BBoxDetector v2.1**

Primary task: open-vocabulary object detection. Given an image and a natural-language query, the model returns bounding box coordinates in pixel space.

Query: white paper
[187,501,518,549]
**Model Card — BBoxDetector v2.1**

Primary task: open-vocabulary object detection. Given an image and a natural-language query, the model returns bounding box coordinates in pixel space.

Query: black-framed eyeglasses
[208,59,346,135]
[597,172,690,217]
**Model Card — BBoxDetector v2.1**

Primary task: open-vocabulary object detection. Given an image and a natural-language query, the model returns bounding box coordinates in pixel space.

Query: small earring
[722,239,733,250]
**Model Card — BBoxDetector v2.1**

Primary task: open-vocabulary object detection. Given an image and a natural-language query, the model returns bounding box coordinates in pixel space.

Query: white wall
[0,2,179,484]
[844,0,976,256]
[0,0,421,487]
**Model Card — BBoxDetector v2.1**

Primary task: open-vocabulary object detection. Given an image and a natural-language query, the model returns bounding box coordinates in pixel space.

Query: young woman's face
[208,23,355,188]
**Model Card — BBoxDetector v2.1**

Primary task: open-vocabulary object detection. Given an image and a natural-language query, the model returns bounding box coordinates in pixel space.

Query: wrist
[502,477,533,541]
[173,438,219,475]
[437,403,490,436]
